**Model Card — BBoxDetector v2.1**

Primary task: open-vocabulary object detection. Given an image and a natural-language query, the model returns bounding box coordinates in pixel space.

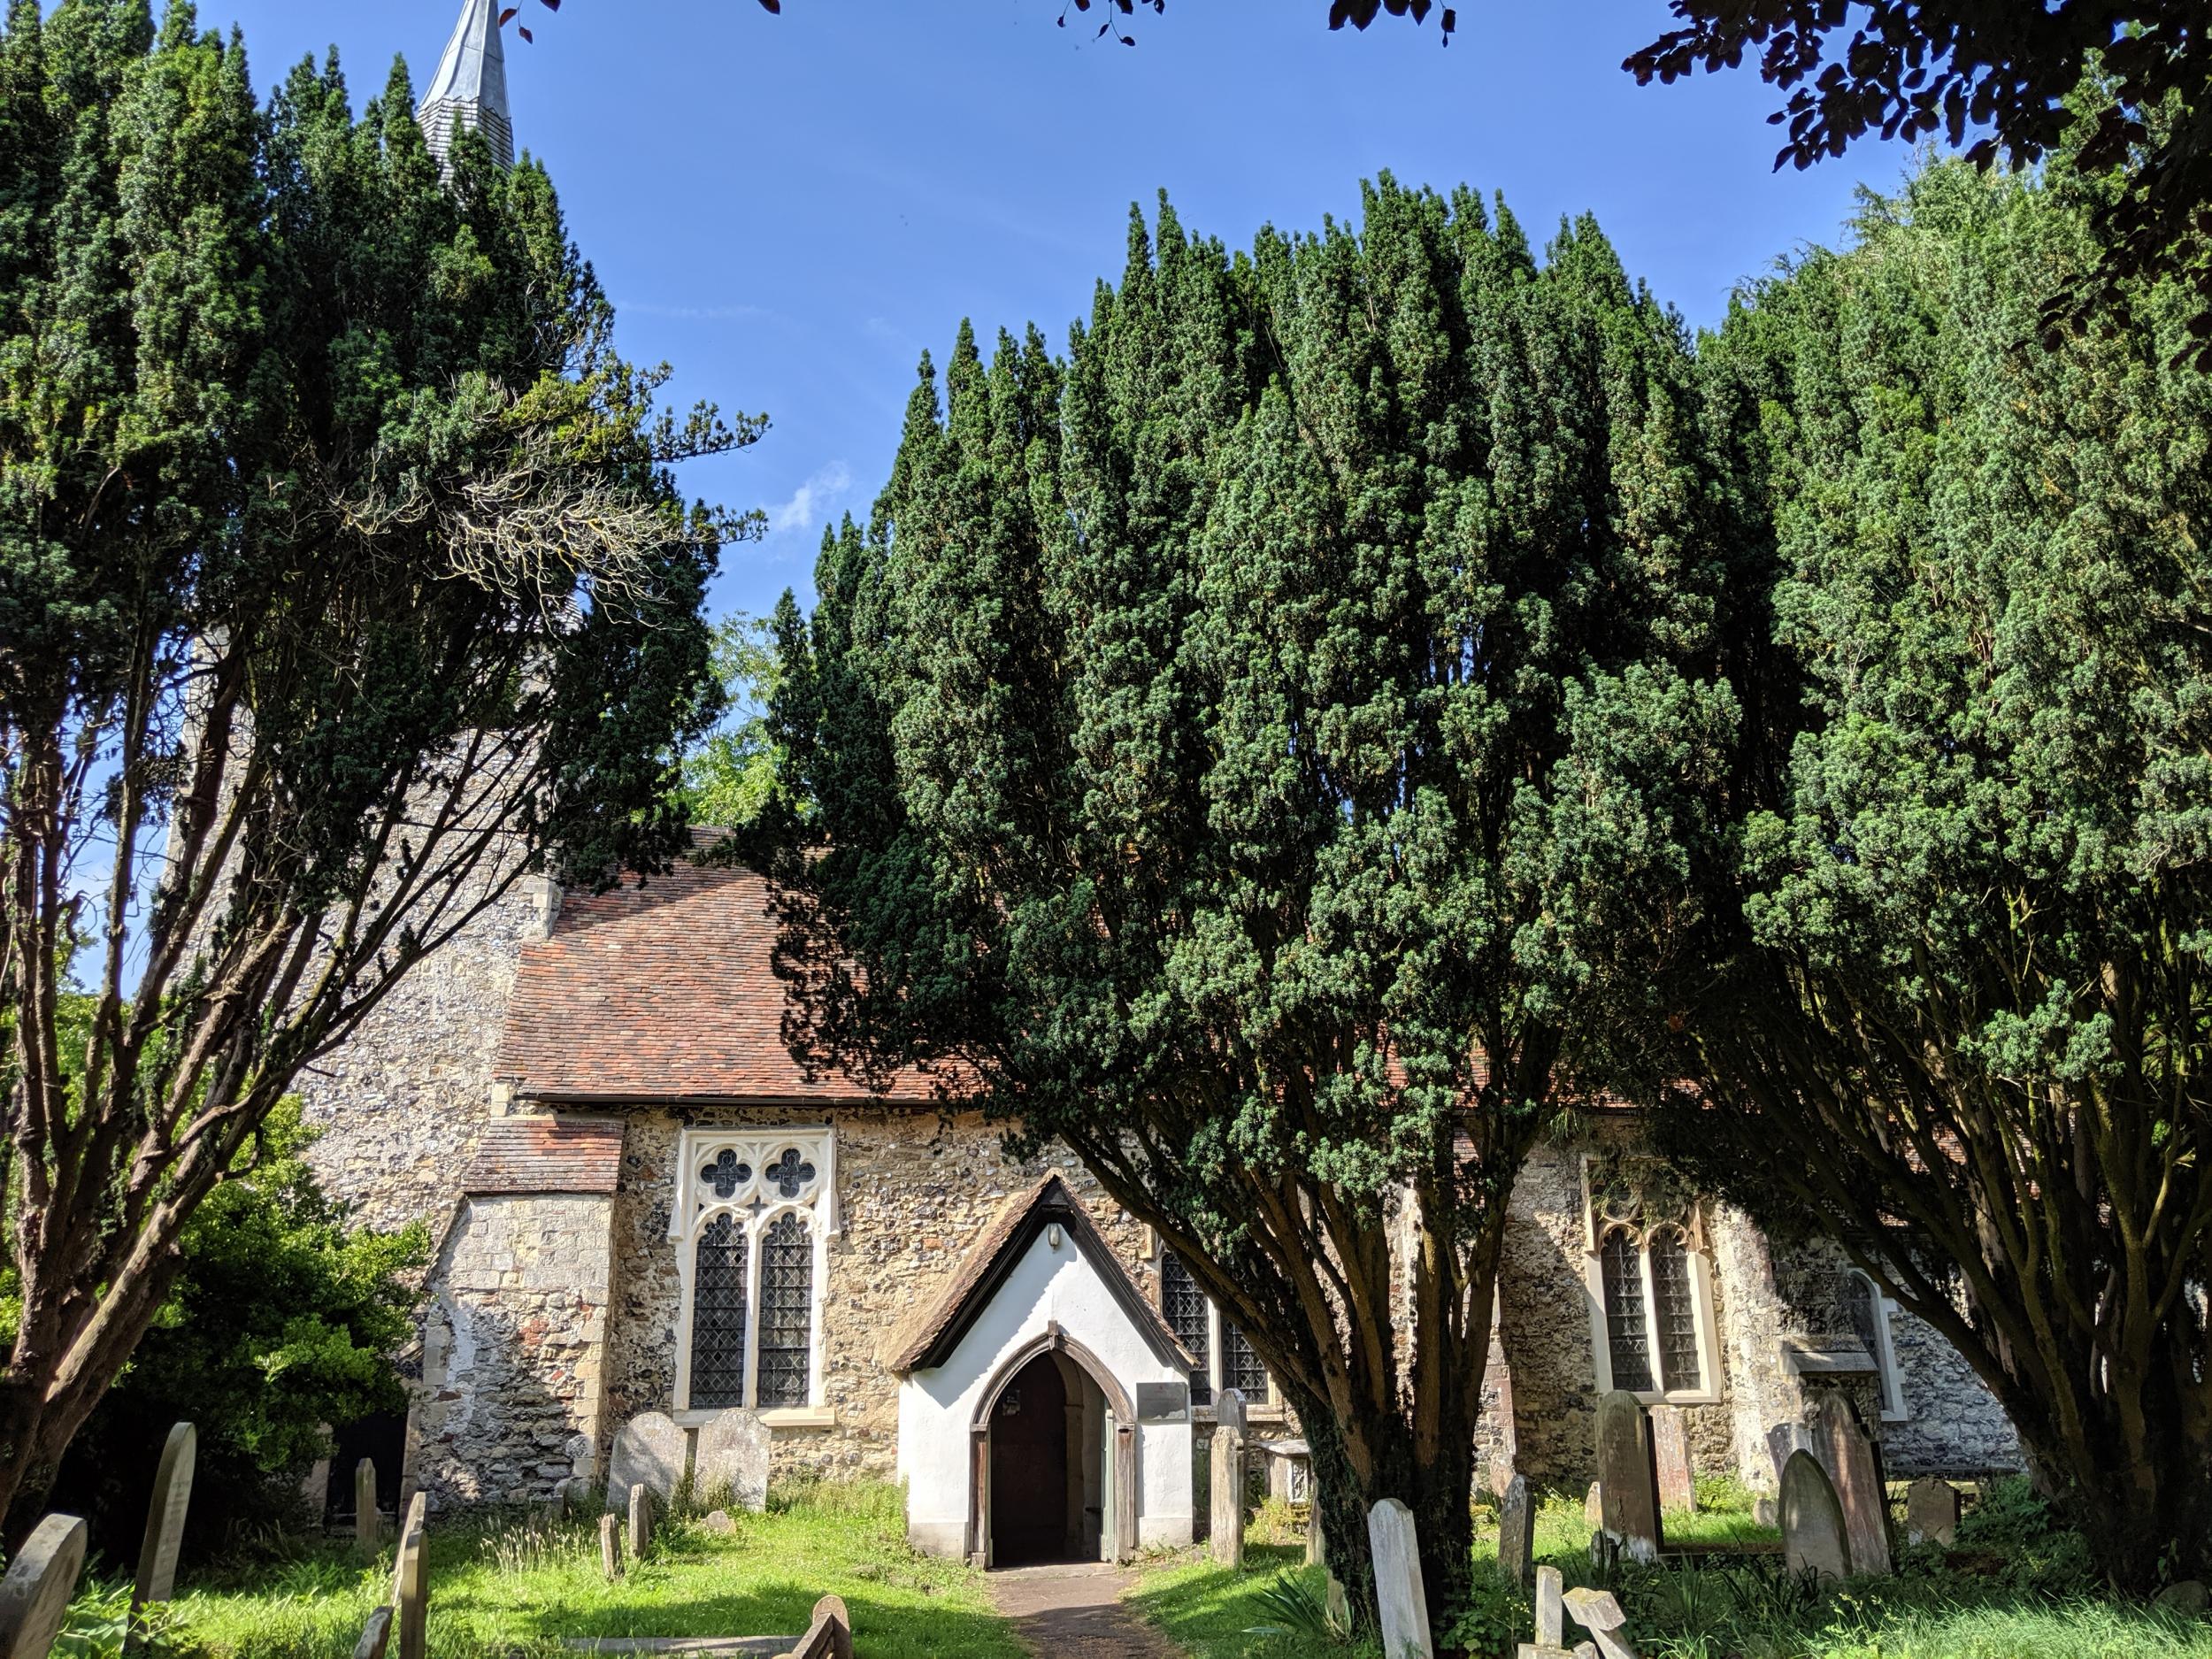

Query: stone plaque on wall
[1136,1381,1190,1423]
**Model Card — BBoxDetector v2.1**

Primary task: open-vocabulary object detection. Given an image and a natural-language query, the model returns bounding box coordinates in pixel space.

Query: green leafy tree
[753,180,1742,1632]
[680,611,790,829]
[0,0,753,1532]
[1663,159,2212,1586]
[48,1098,424,1555]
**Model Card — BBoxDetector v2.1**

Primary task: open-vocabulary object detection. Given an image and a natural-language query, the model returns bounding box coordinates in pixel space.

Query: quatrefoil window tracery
[766,1147,817,1199]
[703,1149,753,1200]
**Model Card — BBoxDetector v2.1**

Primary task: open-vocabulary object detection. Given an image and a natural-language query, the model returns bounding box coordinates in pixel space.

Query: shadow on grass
[1128,1543,1376,1659]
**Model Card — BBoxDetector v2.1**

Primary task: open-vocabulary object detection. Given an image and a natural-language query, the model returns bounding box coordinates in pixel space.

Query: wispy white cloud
[769,461,855,536]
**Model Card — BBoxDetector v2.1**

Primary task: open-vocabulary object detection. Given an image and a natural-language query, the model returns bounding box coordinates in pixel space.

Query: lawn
[1128,1478,2212,1659]
[151,1480,1025,1659]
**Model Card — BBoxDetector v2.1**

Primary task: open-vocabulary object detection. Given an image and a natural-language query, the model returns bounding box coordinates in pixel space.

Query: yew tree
[753,180,1742,1632]
[1666,160,2212,1586]
[0,1,748,1530]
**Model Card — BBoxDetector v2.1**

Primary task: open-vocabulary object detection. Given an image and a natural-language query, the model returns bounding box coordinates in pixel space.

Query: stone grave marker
[627,1484,653,1560]
[0,1513,88,1659]
[1778,1449,1849,1584]
[1648,1404,1694,1513]
[1765,1421,1812,1488]
[1905,1478,1959,1548]
[695,1407,771,1514]
[1305,1498,1324,1567]
[702,1509,737,1536]
[1809,1393,1891,1575]
[131,1420,195,1631]
[1753,1496,1776,1528]
[355,1459,381,1555]
[1517,1563,1571,1658]
[352,1607,393,1659]
[1366,1496,1434,1659]
[1325,1576,1350,1635]
[606,1410,687,1509]
[1594,1389,1663,1563]
[599,1513,623,1580]
[1209,1429,1244,1568]
[1216,1386,1248,1437]
[1563,1586,1641,1659]
[391,1492,427,1659]
[1583,1481,1601,1526]
[1498,1474,1535,1588]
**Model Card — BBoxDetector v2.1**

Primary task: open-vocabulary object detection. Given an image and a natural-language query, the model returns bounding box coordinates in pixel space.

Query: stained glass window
[756,1211,814,1408]
[689,1214,749,1409]
[1224,1322,1270,1403]
[765,1147,816,1200]
[1650,1227,1702,1393]
[1601,1228,1655,1394]
[1161,1253,1213,1406]
[702,1149,751,1200]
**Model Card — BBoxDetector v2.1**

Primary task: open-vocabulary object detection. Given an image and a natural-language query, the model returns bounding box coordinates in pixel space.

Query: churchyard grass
[149,1479,1023,1659]
[1128,1543,1379,1659]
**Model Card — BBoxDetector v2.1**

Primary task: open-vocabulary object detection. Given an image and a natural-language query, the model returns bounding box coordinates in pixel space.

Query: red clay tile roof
[462,1117,626,1194]
[498,842,942,1104]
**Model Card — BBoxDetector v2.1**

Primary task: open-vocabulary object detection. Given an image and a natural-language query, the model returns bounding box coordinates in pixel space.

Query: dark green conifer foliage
[1669,161,2212,1586]
[758,180,1739,1628]
[0,3,750,1531]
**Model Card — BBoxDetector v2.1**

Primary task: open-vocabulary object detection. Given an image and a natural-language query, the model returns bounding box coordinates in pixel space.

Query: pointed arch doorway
[968,1325,1139,1567]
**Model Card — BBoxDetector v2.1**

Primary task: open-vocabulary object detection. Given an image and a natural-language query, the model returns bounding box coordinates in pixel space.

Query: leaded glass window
[1224,1321,1270,1403]
[689,1214,749,1409]
[1601,1228,1655,1394]
[1162,1253,1213,1406]
[1650,1228,1702,1393]
[756,1211,814,1409]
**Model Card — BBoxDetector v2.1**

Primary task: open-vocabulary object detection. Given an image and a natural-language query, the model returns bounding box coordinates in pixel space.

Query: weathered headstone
[1809,1393,1890,1575]
[2154,1580,2209,1616]
[1209,1429,1244,1568]
[1366,1496,1434,1659]
[1325,1576,1350,1635]
[1215,1386,1248,1437]
[627,1484,653,1560]
[352,1607,393,1659]
[1594,1390,1663,1564]
[391,1492,427,1659]
[1753,1496,1777,1528]
[1904,1477,1959,1548]
[1583,1480,1601,1526]
[1517,1563,1570,1658]
[0,1514,88,1659]
[1498,1475,1535,1588]
[1778,1449,1849,1584]
[131,1420,196,1627]
[355,1459,381,1555]
[1306,1500,1324,1567]
[606,1410,687,1509]
[695,1407,772,1514]
[1648,1404,1694,1513]
[702,1509,737,1536]
[1765,1421,1813,1488]
[599,1512,623,1580]
[1563,1586,1642,1659]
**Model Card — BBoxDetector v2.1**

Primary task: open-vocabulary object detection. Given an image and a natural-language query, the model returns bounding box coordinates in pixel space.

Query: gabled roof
[418,0,513,170]
[462,1117,624,1194]
[883,1174,1197,1376]
[497,837,943,1105]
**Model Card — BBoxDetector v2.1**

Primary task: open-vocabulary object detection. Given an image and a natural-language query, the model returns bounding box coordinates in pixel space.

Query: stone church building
[307,0,2023,1566]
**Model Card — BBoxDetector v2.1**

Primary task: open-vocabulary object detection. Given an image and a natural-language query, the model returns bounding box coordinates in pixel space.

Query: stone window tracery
[1845,1269,1909,1421]
[1158,1249,1270,1408]
[1583,1155,1722,1403]
[672,1127,834,1414]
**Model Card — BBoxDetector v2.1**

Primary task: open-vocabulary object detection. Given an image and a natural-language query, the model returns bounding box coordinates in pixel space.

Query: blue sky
[196,0,1922,626]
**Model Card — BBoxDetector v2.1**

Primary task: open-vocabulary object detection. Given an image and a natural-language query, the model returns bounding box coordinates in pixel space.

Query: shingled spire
[417,0,513,172]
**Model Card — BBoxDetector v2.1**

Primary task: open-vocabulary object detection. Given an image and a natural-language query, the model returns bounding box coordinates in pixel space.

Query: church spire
[417,0,513,172]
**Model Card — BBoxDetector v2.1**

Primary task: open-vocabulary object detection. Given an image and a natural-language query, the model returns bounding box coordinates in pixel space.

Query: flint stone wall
[411,1192,614,1511]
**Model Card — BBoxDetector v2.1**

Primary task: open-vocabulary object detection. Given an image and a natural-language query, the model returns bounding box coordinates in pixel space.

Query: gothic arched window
[1585,1155,1721,1402]
[1601,1228,1655,1394]
[756,1212,815,1409]
[689,1214,749,1409]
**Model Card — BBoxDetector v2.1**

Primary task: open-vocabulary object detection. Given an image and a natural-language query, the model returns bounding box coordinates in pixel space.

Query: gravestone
[702,1509,737,1536]
[0,1513,88,1659]
[1764,1421,1813,1488]
[2155,1580,2209,1616]
[599,1513,622,1580]
[1562,1586,1641,1659]
[1209,1429,1244,1568]
[352,1607,393,1659]
[1583,1481,1601,1526]
[1306,1499,1324,1567]
[627,1484,653,1560]
[1648,1404,1694,1513]
[1215,1387,1248,1437]
[1325,1577,1350,1635]
[1778,1450,1849,1584]
[1905,1478,1959,1548]
[606,1410,687,1509]
[1753,1496,1776,1528]
[1498,1475,1535,1588]
[1518,1563,1571,1658]
[1809,1394,1890,1575]
[1594,1390,1663,1564]
[131,1420,196,1626]
[695,1407,771,1514]
[391,1492,427,1659]
[355,1459,381,1555]
[1367,1497,1434,1659]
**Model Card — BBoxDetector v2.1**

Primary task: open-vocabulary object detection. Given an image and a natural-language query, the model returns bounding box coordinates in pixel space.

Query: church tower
[417,0,514,172]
